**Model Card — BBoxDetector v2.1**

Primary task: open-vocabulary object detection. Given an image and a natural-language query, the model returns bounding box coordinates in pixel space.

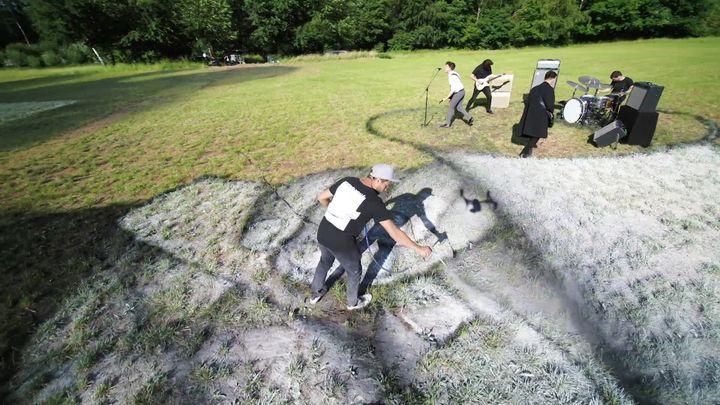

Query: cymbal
[566,80,588,92]
[578,75,600,86]
[596,83,612,92]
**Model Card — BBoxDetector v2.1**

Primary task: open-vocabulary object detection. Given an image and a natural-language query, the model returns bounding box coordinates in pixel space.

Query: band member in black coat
[518,71,557,158]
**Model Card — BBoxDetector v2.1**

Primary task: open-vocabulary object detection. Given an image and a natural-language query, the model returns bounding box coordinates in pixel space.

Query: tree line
[1,0,719,65]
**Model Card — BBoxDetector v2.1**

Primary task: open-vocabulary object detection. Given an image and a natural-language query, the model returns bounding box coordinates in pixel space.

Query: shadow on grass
[0,65,297,151]
[0,204,138,398]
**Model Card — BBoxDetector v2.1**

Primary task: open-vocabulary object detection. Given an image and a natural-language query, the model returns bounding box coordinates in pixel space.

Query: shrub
[26,55,43,68]
[4,43,36,67]
[243,54,265,64]
[63,43,93,65]
[4,49,25,66]
[41,50,62,67]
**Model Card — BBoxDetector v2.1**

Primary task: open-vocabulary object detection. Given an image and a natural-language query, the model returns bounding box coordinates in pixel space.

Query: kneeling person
[311,164,433,310]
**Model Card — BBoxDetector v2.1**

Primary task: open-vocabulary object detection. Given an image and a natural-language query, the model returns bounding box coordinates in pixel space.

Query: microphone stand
[422,68,442,127]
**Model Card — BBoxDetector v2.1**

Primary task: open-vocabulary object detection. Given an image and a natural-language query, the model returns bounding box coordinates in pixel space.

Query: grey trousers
[311,243,362,307]
[446,89,471,126]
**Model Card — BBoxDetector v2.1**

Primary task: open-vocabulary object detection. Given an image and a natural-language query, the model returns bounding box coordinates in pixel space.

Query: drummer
[610,71,633,96]
[609,70,633,112]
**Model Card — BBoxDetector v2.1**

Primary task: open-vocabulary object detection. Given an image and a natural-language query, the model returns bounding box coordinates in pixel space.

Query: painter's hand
[418,246,432,259]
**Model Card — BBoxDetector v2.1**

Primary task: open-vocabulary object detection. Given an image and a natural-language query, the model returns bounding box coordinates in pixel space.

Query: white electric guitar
[475,74,505,91]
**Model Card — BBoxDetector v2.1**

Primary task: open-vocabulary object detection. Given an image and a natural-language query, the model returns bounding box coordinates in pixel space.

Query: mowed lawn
[1,37,719,216]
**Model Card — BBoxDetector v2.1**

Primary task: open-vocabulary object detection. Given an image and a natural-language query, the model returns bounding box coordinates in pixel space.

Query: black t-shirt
[317,177,393,251]
[472,64,492,79]
[611,76,633,93]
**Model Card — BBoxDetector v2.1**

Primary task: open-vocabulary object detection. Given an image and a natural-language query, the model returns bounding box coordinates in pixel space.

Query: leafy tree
[510,0,586,46]
[294,0,391,53]
[1,0,36,47]
[580,0,673,39]
[386,0,453,50]
[659,0,718,36]
[177,0,236,55]
[118,1,184,60]
[243,0,319,54]
[11,0,720,62]
[25,0,136,55]
[445,0,515,49]
[699,0,720,36]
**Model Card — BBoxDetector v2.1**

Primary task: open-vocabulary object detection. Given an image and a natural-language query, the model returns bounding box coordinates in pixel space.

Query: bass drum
[562,98,586,124]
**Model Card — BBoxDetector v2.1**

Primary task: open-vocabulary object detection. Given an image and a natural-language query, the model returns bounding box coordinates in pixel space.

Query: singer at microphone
[438,61,474,128]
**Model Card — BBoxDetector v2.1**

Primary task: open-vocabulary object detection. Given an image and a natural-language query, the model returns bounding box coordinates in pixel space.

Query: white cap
[370,164,400,182]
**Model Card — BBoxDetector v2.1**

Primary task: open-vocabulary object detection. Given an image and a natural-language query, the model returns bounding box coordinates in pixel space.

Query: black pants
[466,86,492,112]
[520,136,539,156]
[311,243,362,306]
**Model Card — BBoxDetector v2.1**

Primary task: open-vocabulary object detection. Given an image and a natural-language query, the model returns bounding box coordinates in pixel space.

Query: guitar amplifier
[593,120,627,147]
[530,59,560,89]
[626,82,664,112]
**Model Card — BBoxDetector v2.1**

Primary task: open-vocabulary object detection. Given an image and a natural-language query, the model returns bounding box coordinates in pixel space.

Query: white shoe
[308,292,325,305]
[347,294,372,311]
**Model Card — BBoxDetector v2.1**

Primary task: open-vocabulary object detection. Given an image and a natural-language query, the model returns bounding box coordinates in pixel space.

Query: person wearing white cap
[310,164,433,310]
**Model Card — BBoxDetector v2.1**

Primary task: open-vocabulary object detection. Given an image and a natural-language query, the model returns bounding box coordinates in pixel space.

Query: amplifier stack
[618,82,663,147]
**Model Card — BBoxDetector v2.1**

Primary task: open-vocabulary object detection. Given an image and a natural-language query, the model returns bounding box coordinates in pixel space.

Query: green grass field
[1,37,719,398]
[1,37,718,216]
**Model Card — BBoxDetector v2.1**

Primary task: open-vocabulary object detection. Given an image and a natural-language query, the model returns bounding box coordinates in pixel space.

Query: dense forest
[1,0,719,65]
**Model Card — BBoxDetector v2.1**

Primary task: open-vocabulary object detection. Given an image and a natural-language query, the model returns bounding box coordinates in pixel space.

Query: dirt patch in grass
[62,110,133,140]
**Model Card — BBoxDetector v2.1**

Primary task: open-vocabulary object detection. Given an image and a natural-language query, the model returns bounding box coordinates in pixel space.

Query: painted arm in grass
[318,189,333,208]
[379,219,432,259]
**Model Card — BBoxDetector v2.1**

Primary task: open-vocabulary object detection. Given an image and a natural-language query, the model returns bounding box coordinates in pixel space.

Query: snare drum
[577,95,595,109]
[596,95,618,109]
[562,98,587,124]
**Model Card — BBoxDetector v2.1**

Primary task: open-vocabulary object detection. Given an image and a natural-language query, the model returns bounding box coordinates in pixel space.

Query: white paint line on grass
[0,101,77,122]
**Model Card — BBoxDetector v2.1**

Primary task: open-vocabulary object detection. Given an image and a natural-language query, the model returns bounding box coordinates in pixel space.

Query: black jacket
[518,81,555,139]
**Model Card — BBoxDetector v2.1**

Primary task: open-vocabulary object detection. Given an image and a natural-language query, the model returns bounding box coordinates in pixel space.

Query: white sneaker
[308,292,325,305]
[347,294,372,311]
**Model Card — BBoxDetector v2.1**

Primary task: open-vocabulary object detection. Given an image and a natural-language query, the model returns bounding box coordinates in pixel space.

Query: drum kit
[560,75,620,126]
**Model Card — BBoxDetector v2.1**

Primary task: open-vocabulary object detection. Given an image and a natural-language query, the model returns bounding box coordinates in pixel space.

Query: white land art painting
[0,101,77,123]
[9,145,720,403]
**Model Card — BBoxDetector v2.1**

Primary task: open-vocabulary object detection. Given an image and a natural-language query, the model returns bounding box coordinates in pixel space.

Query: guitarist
[466,59,496,114]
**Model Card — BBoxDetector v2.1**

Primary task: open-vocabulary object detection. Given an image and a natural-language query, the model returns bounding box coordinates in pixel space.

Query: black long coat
[518,81,555,139]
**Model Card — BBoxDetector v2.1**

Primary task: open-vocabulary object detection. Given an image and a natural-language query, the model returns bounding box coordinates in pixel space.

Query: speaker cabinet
[626,82,664,112]
[593,120,627,147]
[530,59,560,89]
[618,106,659,147]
